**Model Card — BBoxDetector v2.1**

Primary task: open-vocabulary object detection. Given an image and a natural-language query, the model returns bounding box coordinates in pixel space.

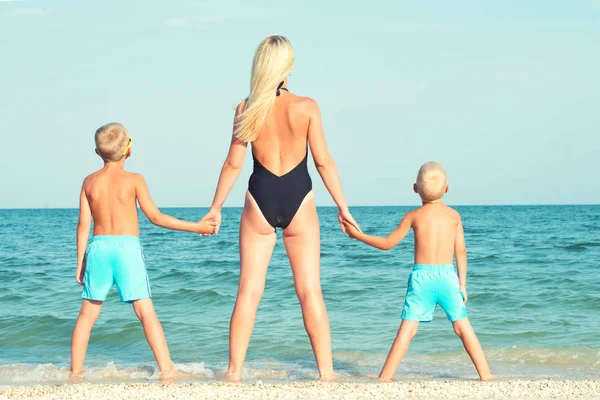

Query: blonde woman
[200,35,360,381]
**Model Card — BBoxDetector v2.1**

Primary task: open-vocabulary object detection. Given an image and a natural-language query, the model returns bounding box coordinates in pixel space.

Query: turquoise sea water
[0,205,599,384]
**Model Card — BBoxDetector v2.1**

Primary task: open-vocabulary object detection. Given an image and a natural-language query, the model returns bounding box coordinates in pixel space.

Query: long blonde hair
[234,35,294,142]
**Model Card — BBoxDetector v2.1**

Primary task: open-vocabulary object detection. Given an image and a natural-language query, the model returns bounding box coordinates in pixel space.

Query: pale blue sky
[1,0,599,208]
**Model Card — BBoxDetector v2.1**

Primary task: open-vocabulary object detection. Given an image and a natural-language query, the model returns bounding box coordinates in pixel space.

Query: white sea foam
[0,362,214,385]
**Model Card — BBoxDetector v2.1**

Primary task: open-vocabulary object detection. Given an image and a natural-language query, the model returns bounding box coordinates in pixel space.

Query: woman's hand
[338,208,361,234]
[199,209,222,236]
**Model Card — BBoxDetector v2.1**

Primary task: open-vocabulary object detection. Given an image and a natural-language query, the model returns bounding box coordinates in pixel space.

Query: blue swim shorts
[401,264,467,322]
[82,236,151,303]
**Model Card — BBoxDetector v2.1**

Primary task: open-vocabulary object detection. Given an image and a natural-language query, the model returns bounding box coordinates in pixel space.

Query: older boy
[71,122,216,378]
[344,161,493,381]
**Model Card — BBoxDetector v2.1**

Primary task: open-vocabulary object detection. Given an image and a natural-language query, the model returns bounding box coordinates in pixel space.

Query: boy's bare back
[82,167,142,237]
[409,203,463,265]
[342,161,467,283]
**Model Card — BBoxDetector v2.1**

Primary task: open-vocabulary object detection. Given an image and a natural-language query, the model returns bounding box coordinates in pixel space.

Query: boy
[344,161,493,381]
[71,122,216,378]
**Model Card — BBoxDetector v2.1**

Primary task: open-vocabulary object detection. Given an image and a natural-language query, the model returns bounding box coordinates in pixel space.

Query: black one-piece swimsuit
[247,84,313,230]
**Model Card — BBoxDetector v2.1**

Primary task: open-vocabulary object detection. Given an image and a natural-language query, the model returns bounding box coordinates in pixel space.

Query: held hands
[197,219,218,235]
[198,209,222,236]
[343,221,361,239]
[338,208,361,234]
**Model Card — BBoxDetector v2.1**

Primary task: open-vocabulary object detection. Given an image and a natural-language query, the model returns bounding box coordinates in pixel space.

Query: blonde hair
[234,35,294,142]
[416,161,448,202]
[95,122,129,162]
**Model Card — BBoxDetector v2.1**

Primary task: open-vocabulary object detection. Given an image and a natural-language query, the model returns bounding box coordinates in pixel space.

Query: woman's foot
[377,376,394,383]
[69,371,84,383]
[480,374,497,382]
[224,371,242,382]
[160,366,193,383]
[319,372,339,382]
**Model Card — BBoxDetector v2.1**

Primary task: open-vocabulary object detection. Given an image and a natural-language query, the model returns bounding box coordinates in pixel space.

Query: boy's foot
[319,372,339,382]
[224,371,242,382]
[376,377,394,383]
[480,374,497,382]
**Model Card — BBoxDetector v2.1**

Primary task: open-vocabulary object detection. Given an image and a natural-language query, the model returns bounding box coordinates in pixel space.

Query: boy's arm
[76,182,92,285]
[345,213,413,251]
[135,175,215,234]
[455,217,468,290]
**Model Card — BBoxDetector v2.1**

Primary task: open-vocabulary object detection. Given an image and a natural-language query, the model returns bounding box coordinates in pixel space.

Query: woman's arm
[306,99,360,232]
[203,103,248,234]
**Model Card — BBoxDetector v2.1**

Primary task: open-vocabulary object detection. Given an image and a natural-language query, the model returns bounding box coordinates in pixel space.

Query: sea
[0,205,599,384]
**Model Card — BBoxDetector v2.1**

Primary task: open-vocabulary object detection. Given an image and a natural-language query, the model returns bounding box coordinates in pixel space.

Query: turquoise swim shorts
[82,236,151,303]
[401,264,467,322]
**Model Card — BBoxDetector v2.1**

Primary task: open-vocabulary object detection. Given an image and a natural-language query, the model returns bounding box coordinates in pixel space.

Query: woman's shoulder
[289,94,320,117]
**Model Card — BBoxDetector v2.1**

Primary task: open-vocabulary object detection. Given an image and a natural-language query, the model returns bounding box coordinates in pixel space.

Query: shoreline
[1,380,599,400]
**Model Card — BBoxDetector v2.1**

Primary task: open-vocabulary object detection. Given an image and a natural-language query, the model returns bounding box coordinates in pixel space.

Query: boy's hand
[199,210,222,236]
[343,221,361,239]
[460,285,468,303]
[338,209,361,234]
[75,260,86,286]
[197,220,217,235]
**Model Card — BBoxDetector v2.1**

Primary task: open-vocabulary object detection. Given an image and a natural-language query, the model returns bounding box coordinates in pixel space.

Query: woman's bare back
[250,91,313,176]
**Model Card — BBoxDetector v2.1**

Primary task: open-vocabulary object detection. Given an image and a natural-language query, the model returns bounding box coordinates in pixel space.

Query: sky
[0,0,599,208]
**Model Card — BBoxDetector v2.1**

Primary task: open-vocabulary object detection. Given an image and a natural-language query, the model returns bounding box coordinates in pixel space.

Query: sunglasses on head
[122,137,133,156]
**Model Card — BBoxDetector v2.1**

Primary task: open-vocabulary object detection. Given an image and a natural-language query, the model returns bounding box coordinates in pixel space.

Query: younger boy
[71,122,216,378]
[344,161,493,381]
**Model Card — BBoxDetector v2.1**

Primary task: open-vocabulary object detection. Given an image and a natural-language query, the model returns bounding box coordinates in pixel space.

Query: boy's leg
[378,320,419,381]
[71,299,103,375]
[452,318,493,380]
[132,298,173,375]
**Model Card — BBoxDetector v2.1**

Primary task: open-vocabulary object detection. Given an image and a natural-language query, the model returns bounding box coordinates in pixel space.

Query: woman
[201,35,360,381]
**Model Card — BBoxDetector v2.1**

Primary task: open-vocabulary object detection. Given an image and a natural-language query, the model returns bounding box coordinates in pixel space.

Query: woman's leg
[283,192,335,380]
[226,192,276,381]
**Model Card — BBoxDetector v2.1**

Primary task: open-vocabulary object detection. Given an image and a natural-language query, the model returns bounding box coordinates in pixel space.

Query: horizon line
[1,203,598,211]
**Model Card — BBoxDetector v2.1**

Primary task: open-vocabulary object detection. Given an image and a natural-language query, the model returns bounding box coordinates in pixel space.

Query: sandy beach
[1,380,598,400]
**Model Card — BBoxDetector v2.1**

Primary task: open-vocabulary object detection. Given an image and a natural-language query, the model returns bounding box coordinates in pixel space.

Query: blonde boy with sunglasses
[70,122,216,378]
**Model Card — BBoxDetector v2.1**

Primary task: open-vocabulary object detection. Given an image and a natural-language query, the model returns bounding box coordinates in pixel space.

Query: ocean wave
[561,242,600,252]
[0,362,214,385]
[415,346,600,369]
[166,288,234,301]
[0,346,599,386]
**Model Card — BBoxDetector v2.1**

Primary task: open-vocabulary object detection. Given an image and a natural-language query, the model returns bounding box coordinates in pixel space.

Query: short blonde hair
[95,123,129,162]
[416,161,447,202]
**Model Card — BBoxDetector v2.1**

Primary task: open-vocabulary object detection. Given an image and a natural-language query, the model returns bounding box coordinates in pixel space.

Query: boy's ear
[413,184,418,194]
[95,148,99,156]
[445,184,449,194]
